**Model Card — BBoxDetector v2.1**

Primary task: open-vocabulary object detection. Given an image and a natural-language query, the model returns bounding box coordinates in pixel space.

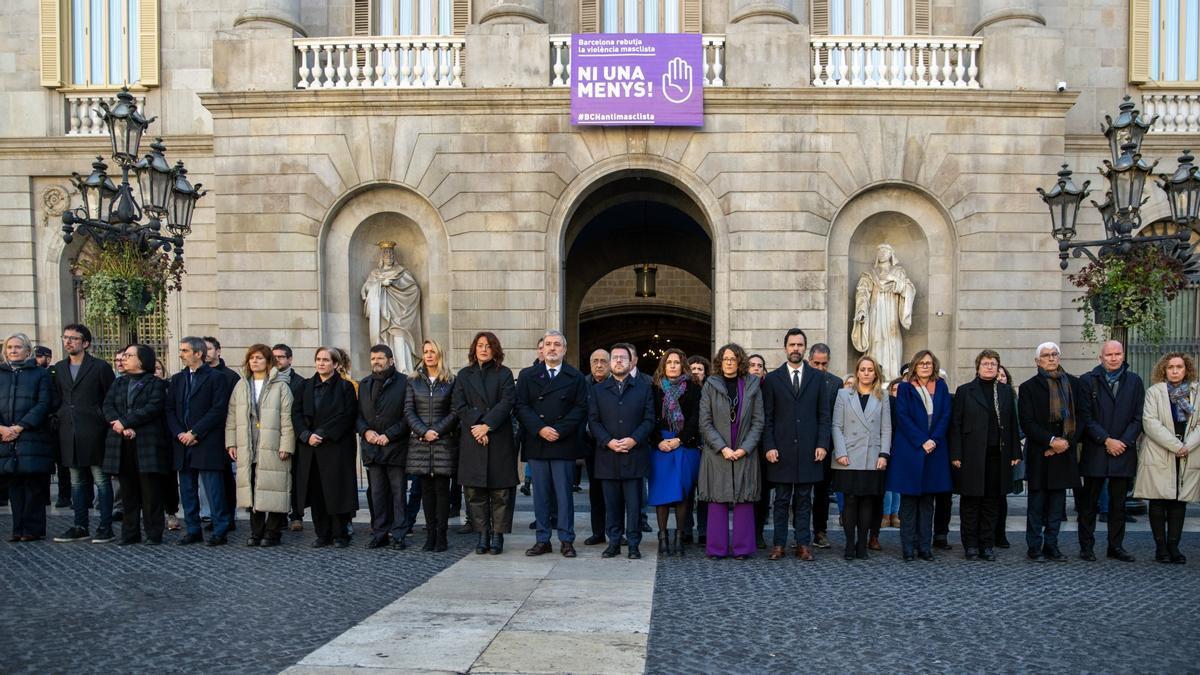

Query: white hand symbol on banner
[662,57,694,104]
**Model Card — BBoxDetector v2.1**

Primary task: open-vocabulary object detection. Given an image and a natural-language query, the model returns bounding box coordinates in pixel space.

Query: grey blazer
[831,388,891,471]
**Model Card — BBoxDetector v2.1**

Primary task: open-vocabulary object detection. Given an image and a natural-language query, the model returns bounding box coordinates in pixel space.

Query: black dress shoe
[334,538,350,548]
[489,533,504,554]
[933,537,953,551]
[903,554,916,562]
[1169,547,1187,564]
[981,548,996,561]
[367,535,390,549]
[601,544,621,558]
[1079,550,1097,561]
[628,544,642,559]
[995,536,1011,549]
[260,539,280,548]
[964,547,979,560]
[561,542,577,558]
[206,536,228,547]
[583,534,606,546]
[177,533,204,546]
[1044,548,1068,562]
[145,538,162,546]
[7,534,22,542]
[525,541,553,556]
[246,537,262,547]
[118,537,142,546]
[917,551,934,561]
[1027,549,1046,562]
[1106,547,1135,562]
[312,538,333,548]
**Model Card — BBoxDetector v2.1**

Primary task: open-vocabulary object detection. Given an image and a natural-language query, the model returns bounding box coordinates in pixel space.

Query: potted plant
[1069,245,1187,343]
[76,240,183,342]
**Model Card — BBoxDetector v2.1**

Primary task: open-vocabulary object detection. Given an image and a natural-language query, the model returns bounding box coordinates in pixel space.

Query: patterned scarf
[1104,364,1126,396]
[1039,367,1075,438]
[660,375,688,433]
[1167,381,1195,423]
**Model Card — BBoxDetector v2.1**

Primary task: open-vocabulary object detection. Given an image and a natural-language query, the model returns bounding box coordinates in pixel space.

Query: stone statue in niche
[851,243,916,382]
[361,240,423,374]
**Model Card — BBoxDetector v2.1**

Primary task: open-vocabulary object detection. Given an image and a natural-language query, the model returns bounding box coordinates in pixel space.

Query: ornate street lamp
[1036,165,1089,251]
[634,264,657,298]
[1158,150,1200,227]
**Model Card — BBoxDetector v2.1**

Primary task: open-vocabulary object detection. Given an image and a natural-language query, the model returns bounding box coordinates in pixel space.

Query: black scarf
[370,366,396,409]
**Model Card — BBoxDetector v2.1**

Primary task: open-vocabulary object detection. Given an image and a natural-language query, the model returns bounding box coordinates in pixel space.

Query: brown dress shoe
[890,515,901,528]
[768,545,786,560]
[796,545,814,561]
[525,541,553,556]
[868,535,882,551]
[561,542,577,558]
[881,517,891,529]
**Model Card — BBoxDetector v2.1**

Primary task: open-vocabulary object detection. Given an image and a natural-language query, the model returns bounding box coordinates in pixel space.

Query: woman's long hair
[241,343,274,379]
[853,355,885,400]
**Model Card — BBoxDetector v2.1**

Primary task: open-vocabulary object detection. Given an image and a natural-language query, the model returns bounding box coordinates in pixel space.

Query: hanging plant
[1069,245,1187,344]
[75,240,175,326]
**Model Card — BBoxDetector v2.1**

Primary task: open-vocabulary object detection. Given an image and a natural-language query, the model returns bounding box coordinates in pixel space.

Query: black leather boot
[434,527,448,552]
[673,530,684,557]
[422,527,436,551]
[657,531,669,555]
[476,530,491,554]
[490,532,504,555]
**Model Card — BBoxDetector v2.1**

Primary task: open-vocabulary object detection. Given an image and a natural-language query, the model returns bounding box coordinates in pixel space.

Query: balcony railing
[549,34,725,88]
[294,36,464,88]
[65,92,146,135]
[811,36,981,88]
[1142,93,1200,133]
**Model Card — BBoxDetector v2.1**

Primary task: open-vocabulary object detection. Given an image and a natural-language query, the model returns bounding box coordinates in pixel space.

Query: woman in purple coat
[885,349,952,561]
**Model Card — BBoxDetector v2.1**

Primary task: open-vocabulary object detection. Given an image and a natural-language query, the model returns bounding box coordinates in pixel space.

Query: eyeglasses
[610,355,629,362]
[61,335,83,342]
[1038,352,1060,359]
[721,356,739,363]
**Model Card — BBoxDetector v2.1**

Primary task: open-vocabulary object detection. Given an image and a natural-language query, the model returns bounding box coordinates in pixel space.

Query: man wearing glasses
[1017,342,1090,562]
[51,324,117,544]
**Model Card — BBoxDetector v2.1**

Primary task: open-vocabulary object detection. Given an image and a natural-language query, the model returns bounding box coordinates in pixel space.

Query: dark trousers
[753,456,771,540]
[1077,476,1130,552]
[420,475,451,532]
[308,465,351,543]
[465,486,514,534]
[289,458,303,522]
[119,443,164,542]
[529,458,576,543]
[449,477,463,518]
[995,495,1009,543]
[842,494,876,555]
[934,492,952,538]
[584,455,607,539]
[179,468,231,537]
[404,473,423,532]
[869,491,884,537]
[161,472,179,515]
[771,482,814,547]
[250,511,284,541]
[9,473,48,537]
[55,461,71,505]
[899,494,934,556]
[1148,499,1187,550]
[366,464,408,540]
[1026,488,1066,552]
[959,495,1001,551]
[222,460,237,524]
[602,478,643,547]
[812,460,832,534]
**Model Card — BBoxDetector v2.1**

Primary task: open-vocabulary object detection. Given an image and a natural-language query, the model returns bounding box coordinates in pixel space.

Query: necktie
[183,371,193,421]
[792,368,800,394]
[548,367,556,379]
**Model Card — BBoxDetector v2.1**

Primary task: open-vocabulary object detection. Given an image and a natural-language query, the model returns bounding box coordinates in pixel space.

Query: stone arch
[318,181,450,376]
[545,155,731,350]
[826,182,959,378]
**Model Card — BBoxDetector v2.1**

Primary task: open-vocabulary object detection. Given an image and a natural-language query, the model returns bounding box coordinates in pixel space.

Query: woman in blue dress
[648,348,702,557]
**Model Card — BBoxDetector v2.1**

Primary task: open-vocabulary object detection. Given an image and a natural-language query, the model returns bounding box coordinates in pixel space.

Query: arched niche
[827,184,958,378]
[319,182,449,377]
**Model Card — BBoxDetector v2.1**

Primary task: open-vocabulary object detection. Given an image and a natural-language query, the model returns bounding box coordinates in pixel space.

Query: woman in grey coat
[697,344,764,559]
[831,355,891,560]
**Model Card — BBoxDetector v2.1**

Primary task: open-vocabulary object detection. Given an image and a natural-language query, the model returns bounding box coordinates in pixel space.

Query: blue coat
[165,364,235,471]
[1078,365,1143,479]
[588,374,655,480]
[516,362,590,461]
[0,359,53,475]
[885,379,952,496]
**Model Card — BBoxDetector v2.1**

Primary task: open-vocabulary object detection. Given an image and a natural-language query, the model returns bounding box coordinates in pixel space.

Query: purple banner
[571,33,704,127]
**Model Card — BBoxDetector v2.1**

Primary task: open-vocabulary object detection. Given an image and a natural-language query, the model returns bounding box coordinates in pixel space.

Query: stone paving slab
[471,631,649,674]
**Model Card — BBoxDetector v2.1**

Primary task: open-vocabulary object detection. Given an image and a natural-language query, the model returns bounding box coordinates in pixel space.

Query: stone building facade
[0,0,1196,382]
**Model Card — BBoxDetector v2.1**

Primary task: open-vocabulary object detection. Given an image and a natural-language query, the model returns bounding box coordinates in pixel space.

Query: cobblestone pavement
[646,529,1200,673]
[0,514,471,675]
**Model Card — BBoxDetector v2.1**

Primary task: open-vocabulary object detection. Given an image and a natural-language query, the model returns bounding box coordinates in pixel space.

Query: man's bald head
[1099,340,1125,373]
[589,349,610,382]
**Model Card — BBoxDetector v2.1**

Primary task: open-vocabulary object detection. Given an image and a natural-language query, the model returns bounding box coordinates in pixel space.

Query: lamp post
[62,88,205,343]
[1037,95,1197,346]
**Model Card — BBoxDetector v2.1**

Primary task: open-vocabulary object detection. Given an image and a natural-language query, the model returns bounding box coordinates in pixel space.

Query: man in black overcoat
[762,329,831,561]
[1077,340,1143,562]
[273,343,307,529]
[357,344,410,550]
[517,330,590,558]
[806,342,842,549]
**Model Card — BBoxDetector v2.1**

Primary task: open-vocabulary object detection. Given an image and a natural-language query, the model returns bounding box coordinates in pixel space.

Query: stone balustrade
[65,92,146,135]
[549,35,726,88]
[1142,93,1200,133]
[294,37,464,88]
[811,36,981,88]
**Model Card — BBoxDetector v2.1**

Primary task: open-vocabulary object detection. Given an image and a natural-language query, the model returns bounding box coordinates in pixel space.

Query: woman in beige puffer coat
[225,345,296,546]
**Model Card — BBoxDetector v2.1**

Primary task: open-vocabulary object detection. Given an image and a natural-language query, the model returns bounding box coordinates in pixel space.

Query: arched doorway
[563,176,714,372]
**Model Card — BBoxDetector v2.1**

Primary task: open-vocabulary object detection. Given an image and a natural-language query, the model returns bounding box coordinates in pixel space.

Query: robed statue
[362,241,423,374]
[851,244,916,382]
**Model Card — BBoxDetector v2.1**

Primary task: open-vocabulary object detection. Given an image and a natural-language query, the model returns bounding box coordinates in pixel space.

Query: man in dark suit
[1077,340,1143,562]
[762,328,831,561]
[166,336,235,545]
[614,341,653,535]
[205,336,240,528]
[357,344,410,550]
[273,343,307,530]
[589,344,655,559]
[1018,342,1091,562]
[582,348,610,545]
[806,343,842,549]
[51,324,117,544]
[517,330,590,558]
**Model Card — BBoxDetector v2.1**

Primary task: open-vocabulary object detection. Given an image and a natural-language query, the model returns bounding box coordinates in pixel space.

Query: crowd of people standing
[0,324,1196,565]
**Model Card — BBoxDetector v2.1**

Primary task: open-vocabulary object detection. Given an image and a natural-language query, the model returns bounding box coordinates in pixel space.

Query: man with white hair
[1017,342,1090,562]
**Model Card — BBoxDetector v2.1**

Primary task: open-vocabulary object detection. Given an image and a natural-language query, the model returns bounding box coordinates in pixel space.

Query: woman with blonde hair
[831,355,891,559]
[225,344,296,547]
[405,339,458,551]
[1135,352,1200,564]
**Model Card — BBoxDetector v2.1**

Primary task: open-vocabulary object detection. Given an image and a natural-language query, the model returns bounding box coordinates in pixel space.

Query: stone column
[213,0,305,92]
[465,1,550,87]
[723,0,810,87]
[972,3,1064,91]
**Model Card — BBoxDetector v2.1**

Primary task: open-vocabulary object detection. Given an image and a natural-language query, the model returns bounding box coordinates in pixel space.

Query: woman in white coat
[831,355,891,560]
[1134,352,1200,564]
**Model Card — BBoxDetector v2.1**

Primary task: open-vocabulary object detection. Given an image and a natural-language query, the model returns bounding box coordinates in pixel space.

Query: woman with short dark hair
[648,348,702,556]
[293,347,359,548]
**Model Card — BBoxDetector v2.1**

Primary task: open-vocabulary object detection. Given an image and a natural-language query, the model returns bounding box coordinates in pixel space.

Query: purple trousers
[706,502,756,558]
